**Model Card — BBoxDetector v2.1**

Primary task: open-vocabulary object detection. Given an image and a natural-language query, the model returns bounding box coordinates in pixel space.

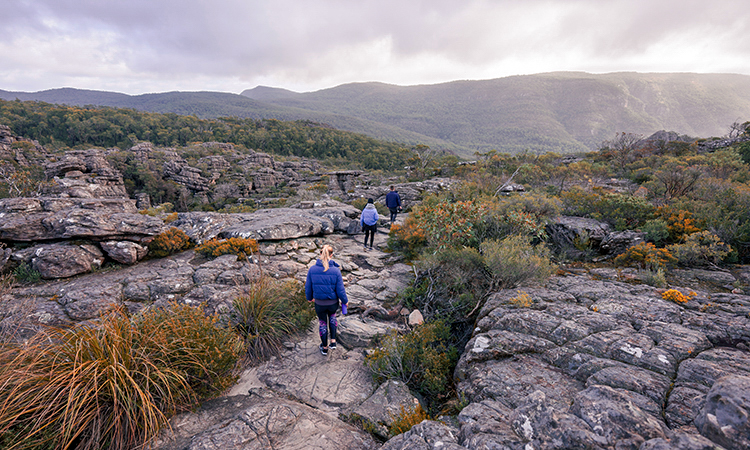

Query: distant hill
[4,72,750,157]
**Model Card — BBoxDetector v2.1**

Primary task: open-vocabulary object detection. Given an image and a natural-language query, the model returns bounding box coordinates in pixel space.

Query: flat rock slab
[230,329,375,415]
[152,392,378,450]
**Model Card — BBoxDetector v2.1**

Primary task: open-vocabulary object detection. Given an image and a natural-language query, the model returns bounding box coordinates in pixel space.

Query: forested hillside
[4,72,750,157]
[0,99,412,171]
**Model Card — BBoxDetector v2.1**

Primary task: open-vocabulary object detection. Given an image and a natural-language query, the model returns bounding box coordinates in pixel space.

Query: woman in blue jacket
[305,244,349,355]
[360,198,379,250]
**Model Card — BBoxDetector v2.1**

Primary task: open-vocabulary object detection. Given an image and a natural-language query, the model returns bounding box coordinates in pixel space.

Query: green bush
[408,247,489,323]
[13,262,41,284]
[481,235,556,290]
[641,219,671,246]
[0,304,240,450]
[667,231,732,267]
[365,321,458,403]
[561,186,655,230]
[231,277,315,363]
[351,197,389,216]
[149,227,193,258]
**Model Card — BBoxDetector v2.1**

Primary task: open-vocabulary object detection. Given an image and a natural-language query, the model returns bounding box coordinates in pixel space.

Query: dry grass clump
[0,304,240,450]
[231,277,314,363]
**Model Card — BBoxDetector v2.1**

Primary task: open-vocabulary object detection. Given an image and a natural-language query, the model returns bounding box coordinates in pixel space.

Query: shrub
[13,262,41,284]
[389,404,429,437]
[149,227,192,258]
[640,267,667,288]
[561,186,655,230]
[0,304,240,450]
[231,277,314,363]
[365,321,458,403]
[661,289,695,304]
[388,219,428,259]
[408,247,489,323]
[351,197,389,216]
[667,231,732,267]
[613,242,677,270]
[195,237,259,261]
[509,291,533,308]
[655,207,702,242]
[641,219,671,246]
[481,235,556,290]
[409,197,487,250]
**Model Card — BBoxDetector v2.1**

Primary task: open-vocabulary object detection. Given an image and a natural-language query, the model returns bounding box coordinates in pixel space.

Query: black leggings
[315,303,338,347]
[363,223,376,248]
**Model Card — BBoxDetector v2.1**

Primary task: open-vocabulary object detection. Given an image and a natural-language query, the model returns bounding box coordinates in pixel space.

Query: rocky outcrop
[42,149,128,198]
[0,197,165,242]
[152,391,378,450]
[452,273,750,450]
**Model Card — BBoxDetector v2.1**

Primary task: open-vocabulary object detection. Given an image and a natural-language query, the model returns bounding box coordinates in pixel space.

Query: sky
[1,0,749,95]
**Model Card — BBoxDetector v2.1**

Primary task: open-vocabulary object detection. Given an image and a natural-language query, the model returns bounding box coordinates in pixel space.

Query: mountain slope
[3,72,750,158]
[242,72,750,155]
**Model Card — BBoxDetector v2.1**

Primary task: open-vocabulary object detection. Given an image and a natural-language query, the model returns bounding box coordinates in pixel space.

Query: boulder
[100,240,149,265]
[337,316,401,348]
[353,380,422,440]
[381,420,466,450]
[22,243,105,279]
[219,208,336,241]
[694,375,750,450]
[600,229,646,255]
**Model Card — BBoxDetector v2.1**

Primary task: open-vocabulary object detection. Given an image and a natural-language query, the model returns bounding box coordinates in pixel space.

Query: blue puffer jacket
[305,259,349,306]
[360,203,379,226]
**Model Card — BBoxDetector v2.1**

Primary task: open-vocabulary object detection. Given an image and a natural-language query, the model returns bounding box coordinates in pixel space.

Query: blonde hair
[320,244,334,271]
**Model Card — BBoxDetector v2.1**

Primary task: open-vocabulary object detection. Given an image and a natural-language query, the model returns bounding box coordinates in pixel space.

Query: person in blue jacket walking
[305,244,349,356]
[360,198,379,250]
[385,185,402,225]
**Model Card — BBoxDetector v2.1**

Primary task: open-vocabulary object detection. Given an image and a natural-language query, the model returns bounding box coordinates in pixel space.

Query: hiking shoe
[319,344,328,356]
[329,342,337,350]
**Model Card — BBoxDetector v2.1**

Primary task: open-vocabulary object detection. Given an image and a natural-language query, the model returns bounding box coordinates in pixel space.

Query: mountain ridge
[4,72,750,157]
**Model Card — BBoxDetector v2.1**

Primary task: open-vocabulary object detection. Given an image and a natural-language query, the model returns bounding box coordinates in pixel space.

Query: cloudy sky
[2,0,749,95]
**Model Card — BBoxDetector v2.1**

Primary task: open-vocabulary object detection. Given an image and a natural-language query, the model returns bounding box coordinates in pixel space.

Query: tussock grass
[0,304,240,450]
[232,277,315,364]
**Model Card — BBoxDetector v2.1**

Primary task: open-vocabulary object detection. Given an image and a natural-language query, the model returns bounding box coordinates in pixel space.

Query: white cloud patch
[0,0,749,94]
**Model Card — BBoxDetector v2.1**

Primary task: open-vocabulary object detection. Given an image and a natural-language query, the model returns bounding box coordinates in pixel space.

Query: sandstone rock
[152,393,378,450]
[381,420,466,450]
[353,380,421,440]
[100,240,149,264]
[599,229,646,255]
[219,208,335,241]
[546,215,611,258]
[408,309,424,326]
[24,243,105,279]
[0,197,164,242]
[337,316,401,348]
[570,384,667,449]
[694,375,750,450]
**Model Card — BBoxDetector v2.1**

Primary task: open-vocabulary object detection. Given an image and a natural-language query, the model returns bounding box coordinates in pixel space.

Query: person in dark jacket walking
[305,244,349,355]
[360,198,379,250]
[385,185,402,225]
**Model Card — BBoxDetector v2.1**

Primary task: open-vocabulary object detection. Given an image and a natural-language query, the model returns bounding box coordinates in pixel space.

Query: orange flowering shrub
[656,206,701,242]
[388,219,427,259]
[661,289,695,304]
[195,237,259,261]
[389,197,487,255]
[613,242,677,269]
[149,227,193,258]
